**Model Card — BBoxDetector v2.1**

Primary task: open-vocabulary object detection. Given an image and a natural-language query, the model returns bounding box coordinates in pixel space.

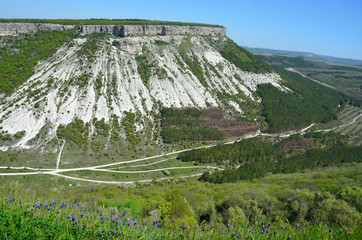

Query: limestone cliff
[78,25,226,37]
[0,22,226,37]
[0,23,75,36]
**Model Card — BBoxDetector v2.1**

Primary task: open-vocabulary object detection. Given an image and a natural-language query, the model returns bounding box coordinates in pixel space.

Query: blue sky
[1,0,362,60]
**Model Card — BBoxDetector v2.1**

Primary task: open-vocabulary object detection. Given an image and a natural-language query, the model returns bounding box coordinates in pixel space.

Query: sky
[1,0,362,60]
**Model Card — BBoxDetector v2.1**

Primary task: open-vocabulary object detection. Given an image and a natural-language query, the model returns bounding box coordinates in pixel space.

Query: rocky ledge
[78,24,226,37]
[0,23,75,36]
[0,22,226,37]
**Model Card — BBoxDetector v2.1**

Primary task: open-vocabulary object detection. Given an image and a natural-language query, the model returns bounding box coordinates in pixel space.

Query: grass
[0,168,39,173]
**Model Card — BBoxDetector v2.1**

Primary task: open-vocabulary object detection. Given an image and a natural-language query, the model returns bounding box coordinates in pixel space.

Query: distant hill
[244,47,362,66]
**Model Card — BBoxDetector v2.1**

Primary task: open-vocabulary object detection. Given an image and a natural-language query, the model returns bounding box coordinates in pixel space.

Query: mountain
[244,47,362,66]
[0,22,282,153]
[1,20,361,238]
[0,21,357,167]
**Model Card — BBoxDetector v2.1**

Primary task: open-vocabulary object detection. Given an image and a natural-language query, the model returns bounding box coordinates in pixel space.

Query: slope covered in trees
[257,67,360,132]
[206,37,273,74]
[0,30,74,94]
[176,132,362,184]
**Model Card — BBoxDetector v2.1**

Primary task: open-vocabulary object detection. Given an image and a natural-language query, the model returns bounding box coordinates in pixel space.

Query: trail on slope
[56,140,65,169]
[0,121,335,184]
[315,113,362,133]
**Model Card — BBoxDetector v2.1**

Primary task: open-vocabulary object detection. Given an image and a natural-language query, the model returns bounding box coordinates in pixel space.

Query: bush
[307,192,361,226]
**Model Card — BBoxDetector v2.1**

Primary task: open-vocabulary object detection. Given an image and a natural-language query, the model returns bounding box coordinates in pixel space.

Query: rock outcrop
[0,22,226,37]
[78,24,226,37]
[0,23,75,36]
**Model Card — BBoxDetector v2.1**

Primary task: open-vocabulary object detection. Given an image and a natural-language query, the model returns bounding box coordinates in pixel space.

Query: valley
[0,18,361,240]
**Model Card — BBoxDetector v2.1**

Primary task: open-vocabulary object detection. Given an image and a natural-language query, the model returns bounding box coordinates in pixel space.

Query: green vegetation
[0,30,75,94]
[312,105,362,146]
[206,37,272,73]
[56,119,90,146]
[122,111,139,145]
[258,55,316,68]
[154,40,169,46]
[135,56,153,86]
[183,132,362,183]
[0,18,224,28]
[257,67,359,132]
[1,162,361,238]
[179,51,208,88]
[161,108,203,127]
[77,32,107,62]
[257,54,362,99]
[178,137,280,166]
[160,108,223,143]
[162,127,223,143]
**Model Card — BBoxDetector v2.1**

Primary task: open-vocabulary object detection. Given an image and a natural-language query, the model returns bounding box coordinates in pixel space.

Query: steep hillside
[0,30,284,153]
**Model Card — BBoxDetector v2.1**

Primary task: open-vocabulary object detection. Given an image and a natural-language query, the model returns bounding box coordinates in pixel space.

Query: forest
[200,145,362,183]
[160,108,224,143]
[176,131,362,184]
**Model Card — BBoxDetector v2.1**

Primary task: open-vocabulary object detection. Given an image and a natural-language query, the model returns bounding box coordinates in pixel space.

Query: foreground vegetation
[1,162,361,239]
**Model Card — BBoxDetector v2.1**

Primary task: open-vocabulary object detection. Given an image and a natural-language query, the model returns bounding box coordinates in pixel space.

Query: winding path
[0,120,346,184]
[315,113,362,132]
[56,140,65,169]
